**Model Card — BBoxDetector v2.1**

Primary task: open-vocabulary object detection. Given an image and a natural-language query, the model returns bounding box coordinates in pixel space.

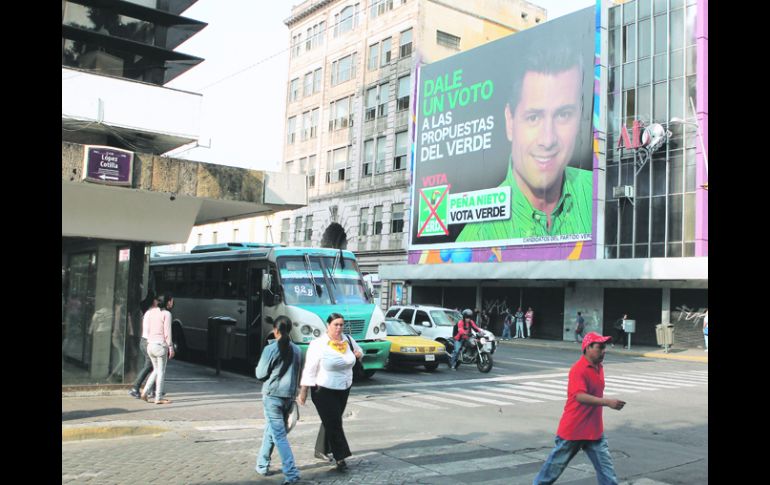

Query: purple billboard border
[695,0,708,256]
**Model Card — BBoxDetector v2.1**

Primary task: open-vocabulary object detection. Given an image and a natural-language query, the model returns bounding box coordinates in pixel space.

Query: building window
[291,32,302,58]
[359,207,369,236]
[303,72,313,97]
[330,205,339,222]
[285,159,294,173]
[212,231,218,244]
[286,116,296,144]
[312,68,322,93]
[326,146,350,182]
[436,30,460,50]
[381,37,392,66]
[197,233,202,245]
[306,21,325,51]
[363,139,374,176]
[280,219,290,244]
[368,43,379,71]
[329,96,353,131]
[301,111,311,141]
[373,206,383,235]
[331,52,357,86]
[391,203,404,233]
[308,171,316,188]
[370,0,394,19]
[378,83,390,117]
[289,78,299,102]
[365,87,377,121]
[397,75,410,111]
[376,136,387,173]
[310,108,319,138]
[399,29,412,58]
[394,131,408,170]
[295,216,303,242]
[305,215,313,242]
[334,4,359,37]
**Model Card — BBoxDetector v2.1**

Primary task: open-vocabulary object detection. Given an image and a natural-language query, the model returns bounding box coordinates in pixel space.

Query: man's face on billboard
[505,67,582,199]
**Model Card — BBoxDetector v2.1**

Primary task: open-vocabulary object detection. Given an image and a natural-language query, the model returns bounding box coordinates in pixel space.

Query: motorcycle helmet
[462,309,474,318]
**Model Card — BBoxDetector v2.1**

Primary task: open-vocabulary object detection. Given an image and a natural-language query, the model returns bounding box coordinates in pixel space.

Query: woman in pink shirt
[141,294,175,404]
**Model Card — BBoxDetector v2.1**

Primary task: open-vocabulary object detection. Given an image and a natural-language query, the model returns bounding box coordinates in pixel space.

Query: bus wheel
[363,369,376,379]
[172,324,187,360]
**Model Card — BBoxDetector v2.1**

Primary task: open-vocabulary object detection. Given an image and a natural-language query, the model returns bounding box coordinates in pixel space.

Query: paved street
[62,341,708,484]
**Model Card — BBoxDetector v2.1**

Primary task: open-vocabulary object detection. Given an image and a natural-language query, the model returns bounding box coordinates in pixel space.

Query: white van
[385,304,496,353]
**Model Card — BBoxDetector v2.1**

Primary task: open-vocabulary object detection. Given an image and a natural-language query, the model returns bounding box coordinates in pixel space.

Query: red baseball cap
[582,332,612,351]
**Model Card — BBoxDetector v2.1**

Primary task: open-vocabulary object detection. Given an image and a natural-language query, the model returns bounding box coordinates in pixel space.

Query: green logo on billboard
[417,185,449,237]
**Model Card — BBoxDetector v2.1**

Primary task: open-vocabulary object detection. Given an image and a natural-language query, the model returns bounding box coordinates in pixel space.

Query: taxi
[384,318,448,371]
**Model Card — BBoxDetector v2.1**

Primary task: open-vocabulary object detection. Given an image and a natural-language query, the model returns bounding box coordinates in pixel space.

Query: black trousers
[615,328,627,346]
[311,386,351,461]
[131,338,155,393]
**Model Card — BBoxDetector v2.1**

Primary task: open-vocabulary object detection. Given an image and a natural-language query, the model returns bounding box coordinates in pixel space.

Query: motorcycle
[446,330,494,373]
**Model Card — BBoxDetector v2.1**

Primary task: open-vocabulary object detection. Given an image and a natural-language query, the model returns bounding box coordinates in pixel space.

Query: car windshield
[277,256,332,305]
[321,256,370,305]
[431,310,457,326]
[385,319,419,336]
[444,310,462,323]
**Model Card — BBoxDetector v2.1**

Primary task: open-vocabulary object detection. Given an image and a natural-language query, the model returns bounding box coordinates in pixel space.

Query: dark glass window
[606,165,619,199]
[636,197,650,243]
[686,46,697,76]
[668,243,683,257]
[652,157,667,196]
[684,193,696,242]
[623,1,637,24]
[635,244,649,258]
[651,196,666,242]
[619,245,633,259]
[609,29,620,66]
[623,63,636,90]
[654,0,667,15]
[670,77,685,121]
[398,308,414,324]
[670,9,684,50]
[668,194,683,242]
[684,242,695,257]
[639,0,652,18]
[654,54,667,83]
[605,246,618,259]
[610,6,621,27]
[654,14,667,55]
[638,58,652,86]
[651,243,665,257]
[669,152,684,194]
[653,82,667,123]
[620,202,633,244]
[685,149,697,192]
[624,89,636,124]
[670,49,684,78]
[637,159,650,197]
[639,18,651,58]
[623,24,636,63]
[637,85,651,121]
[605,202,618,246]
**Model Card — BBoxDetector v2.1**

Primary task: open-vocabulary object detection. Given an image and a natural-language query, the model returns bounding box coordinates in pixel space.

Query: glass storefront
[62,238,146,386]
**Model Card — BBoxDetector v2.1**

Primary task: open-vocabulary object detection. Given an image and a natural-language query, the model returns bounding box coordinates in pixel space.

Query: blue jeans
[502,325,512,339]
[534,435,618,485]
[450,339,465,368]
[257,395,300,482]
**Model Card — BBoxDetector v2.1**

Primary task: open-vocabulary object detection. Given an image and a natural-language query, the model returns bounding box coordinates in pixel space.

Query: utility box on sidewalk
[655,323,675,352]
[208,316,237,375]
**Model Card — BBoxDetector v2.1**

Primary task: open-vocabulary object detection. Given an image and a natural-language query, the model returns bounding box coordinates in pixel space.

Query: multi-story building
[381,0,708,349]
[61,0,305,386]
[184,0,548,274]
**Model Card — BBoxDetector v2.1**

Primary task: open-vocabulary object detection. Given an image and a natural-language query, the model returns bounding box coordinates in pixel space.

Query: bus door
[246,265,265,365]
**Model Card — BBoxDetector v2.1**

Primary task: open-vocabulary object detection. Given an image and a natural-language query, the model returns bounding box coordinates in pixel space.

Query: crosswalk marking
[353,400,399,412]
[655,372,708,383]
[500,383,566,396]
[444,388,514,406]
[492,386,565,401]
[461,387,544,403]
[416,392,483,408]
[394,397,446,410]
[546,379,644,394]
[610,375,695,388]
[603,378,668,391]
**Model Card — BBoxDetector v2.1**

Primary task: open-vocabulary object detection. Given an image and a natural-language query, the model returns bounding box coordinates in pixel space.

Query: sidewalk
[496,336,708,363]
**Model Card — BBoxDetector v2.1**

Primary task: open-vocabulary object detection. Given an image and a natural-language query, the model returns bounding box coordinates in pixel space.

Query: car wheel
[424,363,439,372]
[172,324,187,360]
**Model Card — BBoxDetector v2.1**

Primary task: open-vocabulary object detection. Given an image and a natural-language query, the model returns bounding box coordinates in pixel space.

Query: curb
[497,340,708,364]
[62,425,170,442]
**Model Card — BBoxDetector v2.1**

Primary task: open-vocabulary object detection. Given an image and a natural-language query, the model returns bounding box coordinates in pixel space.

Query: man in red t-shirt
[533,332,626,485]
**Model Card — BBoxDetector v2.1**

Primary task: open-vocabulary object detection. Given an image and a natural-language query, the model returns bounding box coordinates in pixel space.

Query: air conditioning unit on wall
[613,185,634,198]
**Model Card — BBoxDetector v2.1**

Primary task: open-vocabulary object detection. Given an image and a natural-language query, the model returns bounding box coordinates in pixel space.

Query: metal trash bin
[655,323,675,352]
[208,316,237,375]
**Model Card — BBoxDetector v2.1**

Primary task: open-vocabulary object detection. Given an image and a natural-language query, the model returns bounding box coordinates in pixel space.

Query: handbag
[285,400,299,433]
[345,335,364,376]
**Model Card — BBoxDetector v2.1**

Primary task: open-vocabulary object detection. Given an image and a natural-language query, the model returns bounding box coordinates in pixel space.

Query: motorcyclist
[450,309,484,370]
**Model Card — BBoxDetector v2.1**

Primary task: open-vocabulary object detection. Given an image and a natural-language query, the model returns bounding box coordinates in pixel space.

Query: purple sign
[82,145,133,186]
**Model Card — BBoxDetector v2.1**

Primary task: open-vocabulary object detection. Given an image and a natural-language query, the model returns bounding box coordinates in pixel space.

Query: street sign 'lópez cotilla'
[82,145,133,186]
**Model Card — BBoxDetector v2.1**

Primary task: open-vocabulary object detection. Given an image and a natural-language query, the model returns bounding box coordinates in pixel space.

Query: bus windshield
[321,256,370,305]
[277,256,332,305]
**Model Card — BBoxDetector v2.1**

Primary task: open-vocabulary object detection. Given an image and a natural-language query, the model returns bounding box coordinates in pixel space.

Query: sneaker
[128,389,140,399]
[155,398,171,405]
[314,451,334,463]
[335,460,348,472]
[256,469,273,477]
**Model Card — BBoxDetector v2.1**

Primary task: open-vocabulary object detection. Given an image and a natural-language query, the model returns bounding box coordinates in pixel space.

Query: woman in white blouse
[297,312,363,472]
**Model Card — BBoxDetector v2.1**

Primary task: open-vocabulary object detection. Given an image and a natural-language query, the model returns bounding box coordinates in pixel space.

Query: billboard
[409,7,596,261]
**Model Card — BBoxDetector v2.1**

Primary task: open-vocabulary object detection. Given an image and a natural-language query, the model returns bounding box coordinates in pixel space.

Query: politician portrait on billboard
[410,7,595,252]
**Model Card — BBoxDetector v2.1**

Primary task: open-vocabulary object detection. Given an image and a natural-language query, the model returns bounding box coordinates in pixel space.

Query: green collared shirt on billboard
[457,162,592,242]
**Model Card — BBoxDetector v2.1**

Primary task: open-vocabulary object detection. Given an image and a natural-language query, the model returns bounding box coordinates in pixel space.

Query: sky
[165,0,595,172]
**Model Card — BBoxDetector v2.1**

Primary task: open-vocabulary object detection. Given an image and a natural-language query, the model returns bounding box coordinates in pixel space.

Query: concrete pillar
[563,285,604,341]
[662,287,671,324]
[475,285,482,314]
